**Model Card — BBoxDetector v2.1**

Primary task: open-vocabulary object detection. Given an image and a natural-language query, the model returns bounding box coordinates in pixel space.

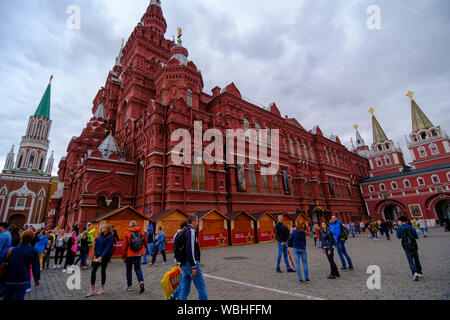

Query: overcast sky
[0,0,449,175]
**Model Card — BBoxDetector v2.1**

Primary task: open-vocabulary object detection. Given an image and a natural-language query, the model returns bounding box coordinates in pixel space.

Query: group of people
[275,215,354,282]
[276,213,427,282]
[0,209,440,300]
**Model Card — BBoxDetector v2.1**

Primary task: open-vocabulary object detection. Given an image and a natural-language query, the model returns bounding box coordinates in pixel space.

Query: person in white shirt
[418,219,428,238]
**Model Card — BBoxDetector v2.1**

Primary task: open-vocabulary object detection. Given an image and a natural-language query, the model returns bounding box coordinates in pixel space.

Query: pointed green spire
[34,76,52,119]
[369,107,389,144]
[408,92,433,132]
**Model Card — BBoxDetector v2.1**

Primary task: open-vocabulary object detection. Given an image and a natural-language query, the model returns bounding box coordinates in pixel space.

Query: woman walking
[288,219,310,283]
[53,231,66,269]
[321,222,340,279]
[86,225,113,297]
[151,227,167,265]
[74,231,90,270]
[1,230,41,300]
[62,231,77,273]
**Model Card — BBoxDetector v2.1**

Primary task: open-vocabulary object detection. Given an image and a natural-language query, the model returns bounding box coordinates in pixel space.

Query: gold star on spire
[369,107,375,116]
[350,137,354,143]
[406,91,414,101]
[353,124,359,131]
[121,39,124,50]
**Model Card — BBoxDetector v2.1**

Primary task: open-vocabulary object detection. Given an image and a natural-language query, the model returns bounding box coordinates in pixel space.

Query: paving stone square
[25,227,450,300]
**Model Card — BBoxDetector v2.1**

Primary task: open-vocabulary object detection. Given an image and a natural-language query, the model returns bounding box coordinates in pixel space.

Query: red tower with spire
[51,1,370,232]
[0,77,55,227]
[360,93,450,223]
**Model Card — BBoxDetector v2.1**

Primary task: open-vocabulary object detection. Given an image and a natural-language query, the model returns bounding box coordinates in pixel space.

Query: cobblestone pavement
[26,227,450,300]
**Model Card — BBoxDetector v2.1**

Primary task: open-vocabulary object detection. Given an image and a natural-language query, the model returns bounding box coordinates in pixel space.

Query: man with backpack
[167,221,188,300]
[122,221,148,293]
[176,215,208,300]
[330,215,354,271]
[397,216,423,281]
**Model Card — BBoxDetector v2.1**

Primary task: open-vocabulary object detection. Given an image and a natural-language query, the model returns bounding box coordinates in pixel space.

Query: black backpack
[130,230,144,251]
[339,224,349,241]
[401,227,418,251]
[173,228,187,264]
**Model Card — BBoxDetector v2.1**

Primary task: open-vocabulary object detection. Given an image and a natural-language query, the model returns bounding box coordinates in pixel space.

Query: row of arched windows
[26,118,50,140]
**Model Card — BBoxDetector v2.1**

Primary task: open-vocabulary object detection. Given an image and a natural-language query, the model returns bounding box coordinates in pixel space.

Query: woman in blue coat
[150,227,166,265]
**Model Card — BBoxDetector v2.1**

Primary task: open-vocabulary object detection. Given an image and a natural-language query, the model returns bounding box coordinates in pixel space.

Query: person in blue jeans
[142,225,153,264]
[1,229,41,300]
[122,221,147,293]
[329,215,354,271]
[287,219,309,283]
[178,215,208,300]
[275,215,294,273]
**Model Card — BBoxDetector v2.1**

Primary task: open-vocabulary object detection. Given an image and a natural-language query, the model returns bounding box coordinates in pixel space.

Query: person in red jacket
[121,221,148,294]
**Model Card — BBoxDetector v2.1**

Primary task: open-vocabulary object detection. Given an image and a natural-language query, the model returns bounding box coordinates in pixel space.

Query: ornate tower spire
[369,108,389,144]
[407,91,434,133]
[3,145,15,171]
[45,151,54,175]
[15,76,53,172]
[141,0,167,35]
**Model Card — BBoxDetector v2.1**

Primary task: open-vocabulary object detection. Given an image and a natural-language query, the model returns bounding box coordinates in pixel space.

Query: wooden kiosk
[193,209,230,249]
[226,210,257,246]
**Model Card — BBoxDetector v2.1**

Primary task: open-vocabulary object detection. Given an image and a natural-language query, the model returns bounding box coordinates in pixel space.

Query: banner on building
[282,170,291,195]
[236,164,247,192]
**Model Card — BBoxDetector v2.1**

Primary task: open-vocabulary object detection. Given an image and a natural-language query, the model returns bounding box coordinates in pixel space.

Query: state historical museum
[47,0,372,231]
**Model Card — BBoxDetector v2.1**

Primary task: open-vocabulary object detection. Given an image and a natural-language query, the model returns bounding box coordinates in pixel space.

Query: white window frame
[15,198,26,210]
[417,177,425,186]
[429,143,439,155]
[418,146,427,158]
[391,181,398,189]
[379,183,386,191]
[403,179,411,188]
[384,155,392,165]
[431,175,440,184]
[375,157,382,167]
[368,185,374,193]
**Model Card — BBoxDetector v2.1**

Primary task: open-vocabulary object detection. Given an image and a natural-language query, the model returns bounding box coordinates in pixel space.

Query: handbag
[0,247,14,283]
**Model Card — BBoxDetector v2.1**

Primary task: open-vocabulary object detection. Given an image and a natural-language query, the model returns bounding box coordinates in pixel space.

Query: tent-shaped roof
[89,206,150,223]
[194,209,230,221]
[226,210,257,222]
[251,211,277,222]
[271,212,295,222]
[150,208,188,222]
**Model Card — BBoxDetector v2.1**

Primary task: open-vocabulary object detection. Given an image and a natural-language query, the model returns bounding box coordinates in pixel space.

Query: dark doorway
[435,200,450,224]
[383,204,402,221]
[8,214,26,229]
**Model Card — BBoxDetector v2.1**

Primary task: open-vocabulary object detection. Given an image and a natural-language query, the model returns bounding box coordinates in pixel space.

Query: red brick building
[49,1,370,231]
[0,78,54,228]
[359,94,450,224]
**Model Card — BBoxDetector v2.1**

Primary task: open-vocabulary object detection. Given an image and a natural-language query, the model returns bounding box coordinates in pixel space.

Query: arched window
[255,123,261,144]
[403,179,410,188]
[304,181,311,197]
[369,185,374,193]
[418,146,427,158]
[429,143,439,155]
[266,127,271,148]
[261,170,270,194]
[417,177,425,186]
[325,147,330,163]
[192,157,205,190]
[391,182,398,189]
[28,155,35,169]
[379,183,386,191]
[248,164,258,194]
[384,155,392,165]
[272,175,280,194]
[187,89,193,107]
[289,139,295,156]
[297,141,302,158]
[36,123,43,138]
[303,144,309,159]
[310,146,315,161]
[376,157,383,167]
[243,118,250,132]
[431,175,440,184]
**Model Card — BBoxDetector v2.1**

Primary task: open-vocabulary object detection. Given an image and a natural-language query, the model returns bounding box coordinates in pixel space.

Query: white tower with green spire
[405,91,450,169]
[367,107,406,177]
[13,76,53,173]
